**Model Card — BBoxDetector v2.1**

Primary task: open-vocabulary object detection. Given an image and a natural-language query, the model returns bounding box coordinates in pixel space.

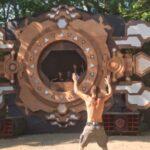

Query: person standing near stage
[72,73,112,150]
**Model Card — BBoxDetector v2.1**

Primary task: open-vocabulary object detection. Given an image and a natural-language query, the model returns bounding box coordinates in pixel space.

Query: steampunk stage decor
[0,5,150,137]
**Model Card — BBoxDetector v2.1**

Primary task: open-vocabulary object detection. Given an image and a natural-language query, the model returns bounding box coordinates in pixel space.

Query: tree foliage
[0,0,149,24]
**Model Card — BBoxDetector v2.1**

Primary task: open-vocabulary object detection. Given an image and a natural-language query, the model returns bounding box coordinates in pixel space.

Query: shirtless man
[72,73,112,150]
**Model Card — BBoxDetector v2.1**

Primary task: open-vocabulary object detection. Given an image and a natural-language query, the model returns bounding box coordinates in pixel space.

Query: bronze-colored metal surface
[0,5,149,128]
[14,7,111,116]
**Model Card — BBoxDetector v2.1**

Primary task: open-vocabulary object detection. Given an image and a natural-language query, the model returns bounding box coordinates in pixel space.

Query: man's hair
[90,85,100,98]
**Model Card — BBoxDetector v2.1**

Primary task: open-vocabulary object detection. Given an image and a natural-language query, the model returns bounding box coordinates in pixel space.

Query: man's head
[90,85,100,99]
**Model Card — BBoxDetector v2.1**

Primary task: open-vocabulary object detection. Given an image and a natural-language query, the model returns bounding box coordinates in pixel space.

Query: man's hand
[103,75,112,99]
[72,73,90,101]
[104,75,110,85]
[72,73,78,82]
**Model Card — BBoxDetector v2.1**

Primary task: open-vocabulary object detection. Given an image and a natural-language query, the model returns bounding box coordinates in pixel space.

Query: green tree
[118,0,150,21]
[0,0,149,24]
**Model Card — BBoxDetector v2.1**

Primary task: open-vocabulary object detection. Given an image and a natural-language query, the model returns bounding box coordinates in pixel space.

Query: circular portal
[38,41,87,92]
[25,30,98,103]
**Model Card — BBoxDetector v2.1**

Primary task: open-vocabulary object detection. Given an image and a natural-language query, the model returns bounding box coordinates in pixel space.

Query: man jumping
[72,73,112,150]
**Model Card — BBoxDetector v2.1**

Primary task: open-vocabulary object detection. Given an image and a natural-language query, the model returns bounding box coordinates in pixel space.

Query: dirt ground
[0,133,150,150]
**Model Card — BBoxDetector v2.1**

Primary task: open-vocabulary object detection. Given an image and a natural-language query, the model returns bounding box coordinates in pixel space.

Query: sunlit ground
[0,133,150,150]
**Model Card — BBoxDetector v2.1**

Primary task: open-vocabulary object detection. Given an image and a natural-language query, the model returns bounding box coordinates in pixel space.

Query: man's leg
[79,145,84,150]
[79,133,91,150]
[79,126,93,150]
[101,144,108,150]
[79,134,85,150]
[96,139,108,150]
[96,126,108,150]
[96,137,108,150]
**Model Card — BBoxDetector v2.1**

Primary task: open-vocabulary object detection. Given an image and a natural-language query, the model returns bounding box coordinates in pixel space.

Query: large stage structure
[0,5,150,137]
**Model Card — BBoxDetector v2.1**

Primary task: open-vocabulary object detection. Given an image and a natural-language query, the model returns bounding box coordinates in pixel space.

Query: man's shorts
[79,123,108,148]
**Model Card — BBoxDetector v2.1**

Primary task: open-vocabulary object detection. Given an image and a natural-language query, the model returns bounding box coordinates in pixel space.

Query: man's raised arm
[103,75,112,102]
[72,73,90,101]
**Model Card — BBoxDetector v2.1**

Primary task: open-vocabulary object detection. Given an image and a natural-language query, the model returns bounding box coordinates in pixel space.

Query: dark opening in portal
[39,50,87,82]
[38,41,87,86]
